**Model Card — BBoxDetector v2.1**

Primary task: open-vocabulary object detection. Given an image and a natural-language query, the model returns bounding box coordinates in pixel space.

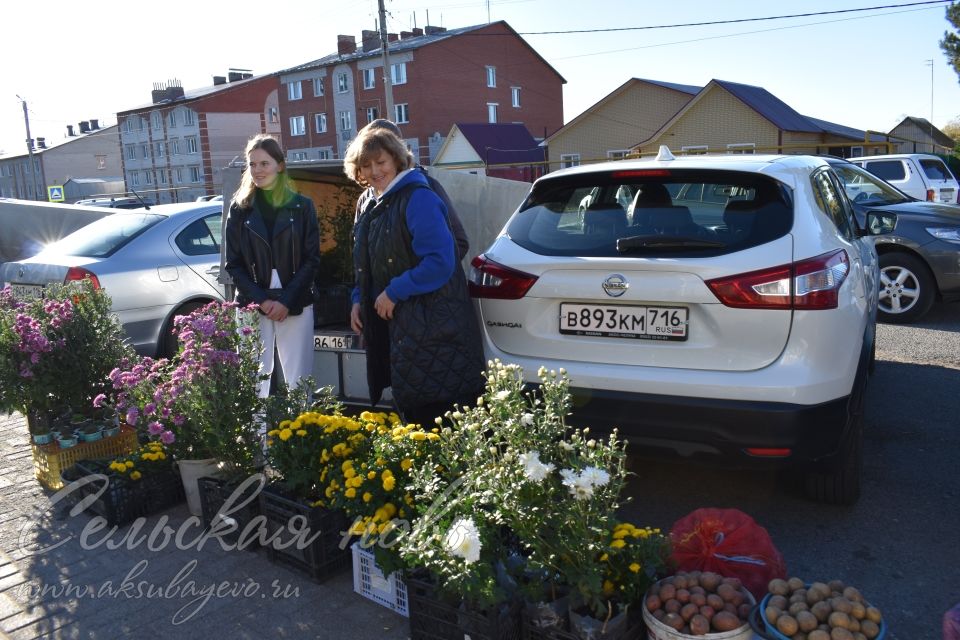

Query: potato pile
[764,577,884,640]
[645,570,752,636]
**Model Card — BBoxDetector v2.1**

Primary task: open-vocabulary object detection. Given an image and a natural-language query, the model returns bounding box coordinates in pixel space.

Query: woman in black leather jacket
[224,134,321,399]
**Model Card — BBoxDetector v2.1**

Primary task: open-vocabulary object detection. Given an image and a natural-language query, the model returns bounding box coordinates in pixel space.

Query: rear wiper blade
[617,235,725,252]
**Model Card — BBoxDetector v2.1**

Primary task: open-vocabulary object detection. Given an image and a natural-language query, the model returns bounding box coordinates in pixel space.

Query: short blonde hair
[343,127,414,187]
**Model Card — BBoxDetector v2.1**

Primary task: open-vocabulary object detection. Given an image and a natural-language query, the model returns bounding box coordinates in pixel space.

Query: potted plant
[77,422,104,442]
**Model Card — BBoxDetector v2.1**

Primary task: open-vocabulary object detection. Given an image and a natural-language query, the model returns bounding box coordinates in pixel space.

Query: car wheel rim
[878,265,920,314]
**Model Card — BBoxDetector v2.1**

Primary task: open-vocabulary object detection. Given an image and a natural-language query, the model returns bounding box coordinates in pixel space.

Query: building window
[96,155,106,170]
[362,69,375,90]
[681,145,708,155]
[291,151,308,161]
[511,87,521,108]
[486,66,496,88]
[131,171,140,186]
[186,137,199,153]
[849,146,864,157]
[290,116,306,136]
[174,168,183,184]
[339,110,352,131]
[125,144,137,161]
[391,62,407,85]
[287,81,302,101]
[155,142,165,158]
[268,107,279,123]
[123,118,134,133]
[144,170,154,185]
[366,107,379,123]
[487,103,498,124]
[183,109,195,126]
[607,150,630,160]
[560,154,580,168]
[190,166,202,183]
[167,111,176,128]
[315,113,327,133]
[170,139,181,155]
[726,143,755,155]
[158,171,168,185]
[337,73,349,93]
[141,144,149,159]
[137,117,144,130]
[318,148,332,160]
[394,103,409,124]
[151,111,162,129]
[313,77,324,97]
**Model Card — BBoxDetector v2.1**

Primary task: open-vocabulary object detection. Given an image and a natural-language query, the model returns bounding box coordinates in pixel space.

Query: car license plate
[940,188,955,203]
[314,334,354,350]
[559,303,688,341]
[9,283,44,300]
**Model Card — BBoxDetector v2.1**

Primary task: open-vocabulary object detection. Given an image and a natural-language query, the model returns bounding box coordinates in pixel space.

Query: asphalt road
[620,301,960,640]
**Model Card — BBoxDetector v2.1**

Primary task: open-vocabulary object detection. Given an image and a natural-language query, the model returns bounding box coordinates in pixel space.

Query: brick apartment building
[115,72,281,203]
[277,20,565,165]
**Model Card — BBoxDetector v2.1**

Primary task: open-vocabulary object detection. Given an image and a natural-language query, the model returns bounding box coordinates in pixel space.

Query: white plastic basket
[351,542,409,617]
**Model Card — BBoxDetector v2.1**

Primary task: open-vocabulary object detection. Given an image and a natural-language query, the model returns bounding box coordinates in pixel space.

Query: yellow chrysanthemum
[130,471,142,481]
[279,428,293,441]
[296,430,307,437]
[345,488,356,499]
[610,539,626,549]
[362,492,372,503]
[600,553,609,562]
[367,471,377,480]
[629,563,641,573]
[382,476,396,491]
[603,580,615,596]
[400,458,413,471]
[125,460,134,469]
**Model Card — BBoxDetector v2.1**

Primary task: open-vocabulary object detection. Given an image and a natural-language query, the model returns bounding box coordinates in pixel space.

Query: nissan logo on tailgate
[602,274,629,298]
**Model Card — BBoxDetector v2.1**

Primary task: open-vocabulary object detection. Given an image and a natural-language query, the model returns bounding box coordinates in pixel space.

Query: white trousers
[256,304,314,398]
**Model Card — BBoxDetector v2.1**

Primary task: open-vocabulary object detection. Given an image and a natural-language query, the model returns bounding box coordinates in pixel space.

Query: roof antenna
[656,145,676,161]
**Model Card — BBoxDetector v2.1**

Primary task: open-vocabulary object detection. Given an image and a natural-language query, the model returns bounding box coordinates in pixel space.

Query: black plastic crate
[407,571,522,640]
[60,459,185,526]
[258,484,351,582]
[197,475,264,551]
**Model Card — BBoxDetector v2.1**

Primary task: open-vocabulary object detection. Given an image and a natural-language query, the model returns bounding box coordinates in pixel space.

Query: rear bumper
[564,386,849,466]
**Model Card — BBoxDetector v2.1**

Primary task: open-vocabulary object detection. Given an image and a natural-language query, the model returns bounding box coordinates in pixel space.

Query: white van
[847,153,959,204]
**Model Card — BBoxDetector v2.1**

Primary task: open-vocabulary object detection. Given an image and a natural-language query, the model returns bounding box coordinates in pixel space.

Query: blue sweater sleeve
[384,189,456,302]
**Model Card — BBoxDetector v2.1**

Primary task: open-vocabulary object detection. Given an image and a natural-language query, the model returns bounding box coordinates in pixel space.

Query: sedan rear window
[40,213,164,258]
[506,170,792,257]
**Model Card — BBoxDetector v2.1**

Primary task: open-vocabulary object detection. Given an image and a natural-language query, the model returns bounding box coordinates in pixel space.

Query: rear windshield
[505,169,793,258]
[40,213,164,258]
[919,158,955,181]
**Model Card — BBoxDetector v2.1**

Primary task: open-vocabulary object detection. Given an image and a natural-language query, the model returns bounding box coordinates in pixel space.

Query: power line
[515,0,952,35]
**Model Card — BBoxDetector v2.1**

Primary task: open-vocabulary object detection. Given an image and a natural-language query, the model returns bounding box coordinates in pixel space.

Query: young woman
[345,128,484,426]
[224,134,320,398]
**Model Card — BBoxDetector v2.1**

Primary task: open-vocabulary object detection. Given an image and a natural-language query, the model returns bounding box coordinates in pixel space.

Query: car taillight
[706,249,848,310]
[468,255,538,300]
[64,266,101,289]
[926,188,936,202]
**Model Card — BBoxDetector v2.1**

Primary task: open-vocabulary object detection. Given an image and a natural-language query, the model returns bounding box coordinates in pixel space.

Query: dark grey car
[827,158,960,323]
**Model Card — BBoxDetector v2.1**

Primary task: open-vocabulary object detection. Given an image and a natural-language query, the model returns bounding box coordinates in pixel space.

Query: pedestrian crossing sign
[47,185,64,202]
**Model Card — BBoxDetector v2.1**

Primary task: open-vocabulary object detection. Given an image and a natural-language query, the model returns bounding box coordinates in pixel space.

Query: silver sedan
[0,202,225,357]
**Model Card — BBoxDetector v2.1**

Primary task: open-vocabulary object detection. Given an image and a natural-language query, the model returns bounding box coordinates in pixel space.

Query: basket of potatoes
[642,570,756,639]
[751,577,886,640]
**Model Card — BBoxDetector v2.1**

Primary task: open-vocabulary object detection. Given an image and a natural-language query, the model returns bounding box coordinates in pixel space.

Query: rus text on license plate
[10,283,44,300]
[559,303,688,341]
[314,334,353,350]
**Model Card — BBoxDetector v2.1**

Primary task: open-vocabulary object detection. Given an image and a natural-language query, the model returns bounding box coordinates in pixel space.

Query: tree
[941,2,960,82]
[942,116,960,145]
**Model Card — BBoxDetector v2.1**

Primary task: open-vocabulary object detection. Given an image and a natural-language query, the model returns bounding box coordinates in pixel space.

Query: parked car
[0,202,225,357]
[469,148,896,504]
[847,153,959,204]
[73,196,154,209]
[826,157,960,323]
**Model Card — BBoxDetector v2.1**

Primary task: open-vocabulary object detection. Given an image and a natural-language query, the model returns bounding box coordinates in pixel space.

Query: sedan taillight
[706,250,849,310]
[64,266,101,289]
[468,255,538,300]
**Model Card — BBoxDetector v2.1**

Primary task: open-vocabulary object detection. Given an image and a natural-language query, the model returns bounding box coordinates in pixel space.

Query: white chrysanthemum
[559,441,574,451]
[569,475,595,500]
[560,468,578,487]
[444,518,482,564]
[520,413,535,426]
[580,466,610,488]
[493,390,511,401]
[519,451,555,482]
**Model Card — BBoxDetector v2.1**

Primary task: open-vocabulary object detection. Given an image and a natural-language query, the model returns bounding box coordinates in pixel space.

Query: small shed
[432,123,546,182]
[62,177,125,203]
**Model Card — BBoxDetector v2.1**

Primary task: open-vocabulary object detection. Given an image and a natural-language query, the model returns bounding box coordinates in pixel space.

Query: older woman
[344,127,483,426]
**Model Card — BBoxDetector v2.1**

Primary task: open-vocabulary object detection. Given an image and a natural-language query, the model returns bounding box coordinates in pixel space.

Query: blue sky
[2,0,958,157]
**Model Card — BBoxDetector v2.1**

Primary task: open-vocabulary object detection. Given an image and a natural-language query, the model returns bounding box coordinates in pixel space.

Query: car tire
[158,301,209,358]
[878,252,935,324]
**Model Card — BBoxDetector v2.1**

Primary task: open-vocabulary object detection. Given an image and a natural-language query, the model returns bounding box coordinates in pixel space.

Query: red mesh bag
[669,508,787,600]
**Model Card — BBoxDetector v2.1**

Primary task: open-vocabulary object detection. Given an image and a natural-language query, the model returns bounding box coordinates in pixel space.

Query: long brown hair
[232,134,295,208]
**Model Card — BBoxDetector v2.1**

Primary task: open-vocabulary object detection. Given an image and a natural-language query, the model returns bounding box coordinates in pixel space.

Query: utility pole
[379,0,394,123]
[925,59,934,153]
[16,95,39,201]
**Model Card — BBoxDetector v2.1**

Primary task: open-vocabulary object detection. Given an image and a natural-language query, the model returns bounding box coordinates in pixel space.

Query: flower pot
[569,606,630,640]
[32,432,54,445]
[57,435,78,449]
[177,458,222,516]
[102,424,121,438]
[525,595,570,631]
[78,426,104,442]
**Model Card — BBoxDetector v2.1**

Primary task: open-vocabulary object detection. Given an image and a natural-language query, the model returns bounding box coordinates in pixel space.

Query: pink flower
[148,421,164,436]
[125,407,139,426]
[93,393,107,408]
[160,431,175,445]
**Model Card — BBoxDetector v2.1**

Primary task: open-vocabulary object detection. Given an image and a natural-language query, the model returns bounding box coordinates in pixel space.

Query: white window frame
[158,170,168,185]
[268,107,279,124]
[337,73,349,93]
[511,86,521,108]
[486,66,496,88]
[287,81,302,101]
[313,77,324,97]
[339,110,352,131]
[362,69,375,90]
[318,148,332,160]
[290,115,306,136]
[391,62,407,85]
[607,149,631,160]
[144,170,154,185]
[96,155,106,170]
[155,142,165,158]
[682,145,708,155]
[291,151,308,162]
[849,146,864,157]
[183,109,195,126]
[366,107,379,123]
[140,144,149,159]
[487,102,498,124]
[170,139,181,155]
[726,143,756,155]
[125,144,137,161]
[190,166,202,183]
[174,168,183,184]
[315,113,327,133]
[394,103,409,124]
[131,171,140,186]
[151,111,162,129]
[124,118,134,133]
[560,154,580,168]
[167,111,176,128]
[186,137,199,154]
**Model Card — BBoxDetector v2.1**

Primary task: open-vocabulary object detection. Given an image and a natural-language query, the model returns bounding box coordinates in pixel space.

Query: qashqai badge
[602,274,629,298]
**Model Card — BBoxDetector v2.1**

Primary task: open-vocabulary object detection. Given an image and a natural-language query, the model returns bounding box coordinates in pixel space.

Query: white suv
[469,149,896,505]
[848,153,959,204]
